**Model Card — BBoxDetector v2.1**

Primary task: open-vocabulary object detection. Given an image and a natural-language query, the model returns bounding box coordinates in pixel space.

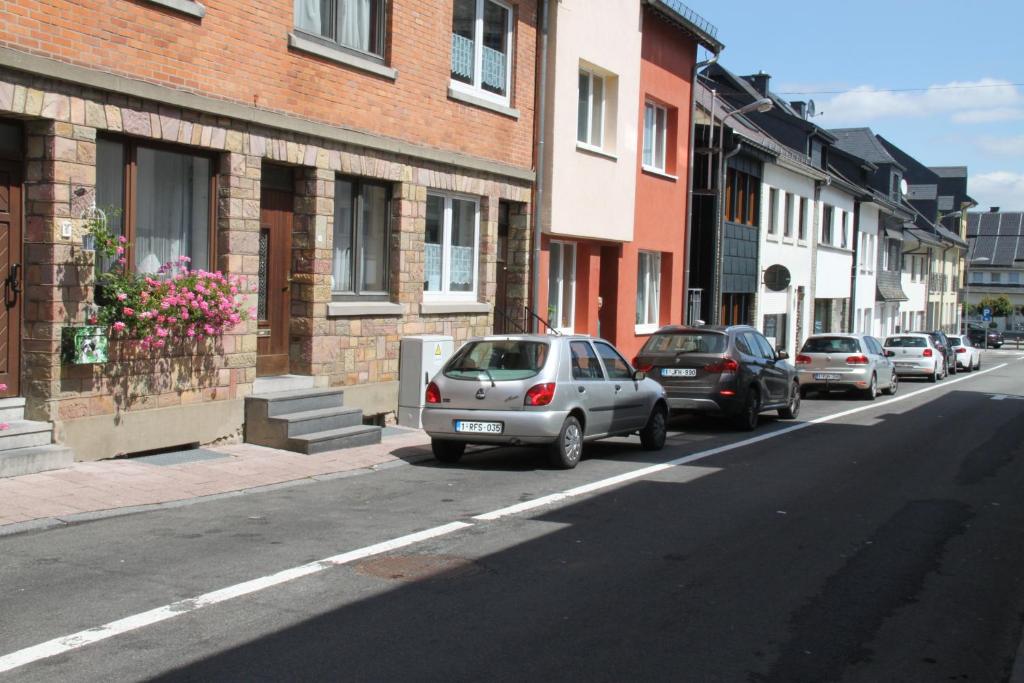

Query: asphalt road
[2,350,1024,682]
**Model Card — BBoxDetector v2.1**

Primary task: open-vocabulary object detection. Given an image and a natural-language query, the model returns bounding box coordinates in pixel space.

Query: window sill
[634,323,659,336]
[766,233,780,242]
[641,165,677,181]
[575,142,617,161]
[143,0,205,18]
[327,301,404,317]
[420,301,492,315]
[447,87,519,119]
[818,243,853,255]
[289,32,397,81]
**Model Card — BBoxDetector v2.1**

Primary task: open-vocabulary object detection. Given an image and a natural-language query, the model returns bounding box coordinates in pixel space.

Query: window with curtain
[547,241,576,332]
[424,193,479,299]
[577,69,604,148]
[642,101,667,172]
[295,0,385,58]
[96,137,212,275]
[332,177,390,299]
[636,251,661,329]
[450,0,513,103]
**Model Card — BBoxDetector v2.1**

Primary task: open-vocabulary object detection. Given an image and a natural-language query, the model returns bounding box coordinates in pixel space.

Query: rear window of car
[947,336,962,346]
[884,336,926,348]
[642,333,727,354]
[445,340,550,381]
[801,337,860,353]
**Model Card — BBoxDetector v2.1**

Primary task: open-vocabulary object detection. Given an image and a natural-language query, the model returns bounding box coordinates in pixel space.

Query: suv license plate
[662,368,697,377]
[455,420,503,434]
[814,373,841,380]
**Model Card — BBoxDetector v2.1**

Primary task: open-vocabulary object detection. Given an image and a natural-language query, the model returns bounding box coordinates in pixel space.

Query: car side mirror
[633,369,647,381]
[776,350,789,360]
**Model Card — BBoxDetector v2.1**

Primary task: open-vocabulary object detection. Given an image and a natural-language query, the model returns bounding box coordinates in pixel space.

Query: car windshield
[642,332,727,354]
[801,337,860,353]
[445,340,549,381]
[948,336,963,346]
[884,336,926,348]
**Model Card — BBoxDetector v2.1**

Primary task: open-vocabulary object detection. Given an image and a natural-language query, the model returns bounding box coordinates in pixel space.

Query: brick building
[0,0,536,460]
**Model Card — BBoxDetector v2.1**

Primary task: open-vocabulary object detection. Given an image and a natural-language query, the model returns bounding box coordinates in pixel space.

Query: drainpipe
[683,53,718,324]
[712,133,742,325]
[530,0,550,333]
[848,200,861,331]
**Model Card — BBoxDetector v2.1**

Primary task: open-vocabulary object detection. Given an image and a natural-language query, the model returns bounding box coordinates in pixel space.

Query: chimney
[790,101,807,119]
[990,206,1000,212]
[743,71,771,97]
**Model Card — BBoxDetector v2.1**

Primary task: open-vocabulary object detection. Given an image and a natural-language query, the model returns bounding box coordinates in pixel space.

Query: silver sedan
[421,335,668,469]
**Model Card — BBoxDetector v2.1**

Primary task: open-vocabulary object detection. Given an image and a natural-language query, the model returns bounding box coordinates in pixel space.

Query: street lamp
[963,255,990,348]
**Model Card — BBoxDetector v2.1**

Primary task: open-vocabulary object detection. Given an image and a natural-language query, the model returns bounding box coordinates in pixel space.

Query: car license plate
[895,362,914,367]
[814,373,841,380]
[454,420,503,434]
[662,368,697,377]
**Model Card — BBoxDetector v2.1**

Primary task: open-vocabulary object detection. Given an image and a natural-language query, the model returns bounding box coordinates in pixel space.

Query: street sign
[982,307,992,322]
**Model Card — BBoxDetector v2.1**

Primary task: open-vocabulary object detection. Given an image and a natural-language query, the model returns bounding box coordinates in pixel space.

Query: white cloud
[952,108,1024,124]
[969,171,1024,211]
[815,78,1023,126]
[977,135,1024,156]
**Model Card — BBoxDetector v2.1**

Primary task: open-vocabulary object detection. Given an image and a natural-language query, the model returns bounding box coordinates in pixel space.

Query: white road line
[0,363,1010,674]
[0,521,471,674]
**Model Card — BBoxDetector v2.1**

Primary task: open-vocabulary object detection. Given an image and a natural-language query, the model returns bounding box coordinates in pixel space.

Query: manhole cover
[354,555,481,582]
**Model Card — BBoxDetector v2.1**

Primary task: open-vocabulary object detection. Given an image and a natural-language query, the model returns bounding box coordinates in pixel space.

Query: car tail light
[632,357,654,373]
[705,358,739,373]
[922,348,933,357]
[524,383,556,406]
[425,381,441,404]
[846,355,869,365]
[719,389,736,397]
[795,354,812,365]
[956,347,966,354]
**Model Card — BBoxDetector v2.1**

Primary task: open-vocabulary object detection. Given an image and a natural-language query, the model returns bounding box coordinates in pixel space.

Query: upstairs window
[642,101,668,172]
[798,197,808,240]
[295,0,386,59]
[767,188,778,235]
[577,70,604,148]
[451,0,513,104]
[821,204,834,245]
[784,192,794,238]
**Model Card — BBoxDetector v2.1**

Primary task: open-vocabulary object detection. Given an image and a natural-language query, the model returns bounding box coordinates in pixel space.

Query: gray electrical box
[398,335,455,428]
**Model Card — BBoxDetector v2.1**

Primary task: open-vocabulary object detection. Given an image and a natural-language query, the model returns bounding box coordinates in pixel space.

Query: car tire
[929,364,939,383]
[639,406,667,451]
[549,415,583,469]
[431,439,466,464]
[976,357,982,370]
[778,382,801,419]
[882,371,898,396]
[732,387,760,431]
[862,373,878,400]
[949,360,956,375]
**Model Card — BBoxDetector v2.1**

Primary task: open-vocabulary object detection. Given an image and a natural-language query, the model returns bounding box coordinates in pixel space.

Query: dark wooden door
[0,161,21,397]
[494,203,509,333]
[256,188,293,377]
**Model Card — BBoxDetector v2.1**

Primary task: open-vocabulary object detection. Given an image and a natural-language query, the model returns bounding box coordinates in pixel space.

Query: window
[990,272,1003,284]
[784,192,794,238]
[594,341,633,380]
[570,341,603,380]
[821,204,834,245]
[425,194,479,299]
[96,137,213,274]
[450,0,513,103]
[577,70,604,148]
[968,271,983,284]
[548,241,576,332]
[636,251,661,330]
[642,101,668,172]
[724,168,760,226]
[767,188,778,235]
[1010,272,1020,285]
[886,239,901,271]
[841,211,850,249]
[332,177,390,298]
[294,0,386,59]
[798,197,808,240]
[763,313,787,351]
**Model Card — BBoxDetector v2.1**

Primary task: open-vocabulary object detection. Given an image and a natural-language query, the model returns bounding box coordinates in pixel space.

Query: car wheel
[549,415,583,469]
[949,360,956,375]
[639,406,667,451]
[976,357,982,370]
[862,373,878,400]
[929,364,939,383]
[431,439,466,464]
[882,371,898,396]
[778,382,801,419]
[732,387,760,431]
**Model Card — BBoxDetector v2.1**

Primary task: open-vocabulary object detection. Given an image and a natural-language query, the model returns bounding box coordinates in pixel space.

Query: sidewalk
[0,427,434,536]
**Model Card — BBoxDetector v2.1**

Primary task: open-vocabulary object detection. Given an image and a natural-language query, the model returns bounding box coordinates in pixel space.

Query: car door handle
[614,384,622,392]
[578,386,586,393]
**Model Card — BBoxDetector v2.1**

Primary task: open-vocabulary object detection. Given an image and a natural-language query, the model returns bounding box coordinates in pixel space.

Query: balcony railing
[656,0,719,37]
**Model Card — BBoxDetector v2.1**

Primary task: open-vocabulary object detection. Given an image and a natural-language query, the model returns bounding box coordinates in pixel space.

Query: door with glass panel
[257,166,294,377]
[548,241,576,333]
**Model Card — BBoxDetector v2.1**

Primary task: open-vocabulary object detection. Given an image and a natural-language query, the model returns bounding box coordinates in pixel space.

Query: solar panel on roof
[974,236,998,261]
[978,212,1000,235]
[993,237,1016,266]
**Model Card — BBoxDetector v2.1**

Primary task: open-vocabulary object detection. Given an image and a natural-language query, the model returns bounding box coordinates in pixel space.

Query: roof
[877,279,909,302]
[967,211,1024,266]
[907,184,937,201]
[930,166,968,178]
[907,228,943,246]
[643,0,724,53]
[829,128,904,169]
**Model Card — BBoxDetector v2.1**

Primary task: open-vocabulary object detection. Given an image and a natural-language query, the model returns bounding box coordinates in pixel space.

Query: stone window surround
[144,0,206,19]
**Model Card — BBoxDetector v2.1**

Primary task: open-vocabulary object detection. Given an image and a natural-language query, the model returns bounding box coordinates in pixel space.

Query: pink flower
[116,292,127,302]
[117,257,127,266]
[122,307,134,316]
[112,321,126,333]
[0,423,9,431]
[0,383,7,392]
[116,246,125,256]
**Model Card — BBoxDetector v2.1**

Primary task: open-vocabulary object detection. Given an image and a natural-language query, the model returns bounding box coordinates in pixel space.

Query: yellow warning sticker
[434,344,442,357]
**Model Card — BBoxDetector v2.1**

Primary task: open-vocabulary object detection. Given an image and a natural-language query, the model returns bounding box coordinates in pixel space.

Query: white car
[947,335,982,372]
[883,333,945,383]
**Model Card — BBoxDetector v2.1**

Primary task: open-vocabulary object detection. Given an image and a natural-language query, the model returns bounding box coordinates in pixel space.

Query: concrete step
[253,374,315,395]
[276,407,366,437]
[0,420,54,450]
[0,397,26,422]
[285,424,383,454]
[0,444,74,478]
[245,388,345,419]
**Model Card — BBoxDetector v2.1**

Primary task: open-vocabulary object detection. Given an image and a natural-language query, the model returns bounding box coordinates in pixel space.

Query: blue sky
[689,0,1024,210]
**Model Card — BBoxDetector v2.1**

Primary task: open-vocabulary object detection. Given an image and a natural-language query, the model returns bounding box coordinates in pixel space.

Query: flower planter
[61,325,109,365]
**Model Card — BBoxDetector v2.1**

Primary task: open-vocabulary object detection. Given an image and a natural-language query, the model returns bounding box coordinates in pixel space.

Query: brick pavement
[0,430,433,534]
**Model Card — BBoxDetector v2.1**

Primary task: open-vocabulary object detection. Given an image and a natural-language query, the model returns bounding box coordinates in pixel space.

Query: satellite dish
[900,178,909,196]
[806,99,816,118]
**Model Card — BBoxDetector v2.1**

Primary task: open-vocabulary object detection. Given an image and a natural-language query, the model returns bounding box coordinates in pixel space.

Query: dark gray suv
[633,325,801,431]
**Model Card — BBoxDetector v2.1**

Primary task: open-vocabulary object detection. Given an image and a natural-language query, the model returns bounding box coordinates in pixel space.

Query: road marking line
[0,363,1010,673]
[0,521,471,674]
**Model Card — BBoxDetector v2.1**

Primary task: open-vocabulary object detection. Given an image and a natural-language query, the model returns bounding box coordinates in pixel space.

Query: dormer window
[891,173,902,201]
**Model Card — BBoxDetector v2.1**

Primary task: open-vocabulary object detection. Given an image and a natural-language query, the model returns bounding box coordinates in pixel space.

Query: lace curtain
[295,0,374,53]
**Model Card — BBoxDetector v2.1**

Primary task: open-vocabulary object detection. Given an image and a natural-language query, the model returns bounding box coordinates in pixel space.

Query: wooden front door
[0,161,21,397]
[494,202,509,333]
[256,187,293,376]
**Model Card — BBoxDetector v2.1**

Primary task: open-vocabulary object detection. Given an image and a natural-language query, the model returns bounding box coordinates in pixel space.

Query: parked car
[963,324,1003,349]
[884,333,945,382]
[795,333,898,399]
[947,335,982,371]
[913,330,956,375]
[632,325,801,431]
[421,335,668,469]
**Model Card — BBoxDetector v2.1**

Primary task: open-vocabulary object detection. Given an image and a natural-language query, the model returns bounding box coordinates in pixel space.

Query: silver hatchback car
[421,335,669,469]
[796,333,898,399]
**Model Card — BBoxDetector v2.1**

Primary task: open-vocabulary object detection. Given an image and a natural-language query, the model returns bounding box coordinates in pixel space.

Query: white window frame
[783,192,794,238]
[642,101,668,173]
[577,69,605,150]
[636,250,662,333]
[423,192,480,302]
[767,187,778,235]
[449,0,514,107]
[548,241,577,334]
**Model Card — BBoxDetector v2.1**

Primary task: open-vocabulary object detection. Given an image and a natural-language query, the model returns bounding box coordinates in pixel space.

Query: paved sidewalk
[0,428,433,536]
